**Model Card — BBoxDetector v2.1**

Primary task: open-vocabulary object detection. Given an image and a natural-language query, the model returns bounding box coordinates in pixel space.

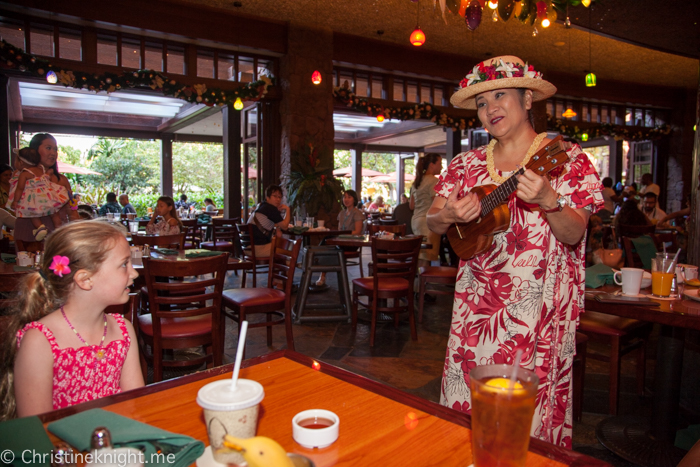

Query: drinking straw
[230,320,249,391]
[508,349,524,390]
[667,249,681,273]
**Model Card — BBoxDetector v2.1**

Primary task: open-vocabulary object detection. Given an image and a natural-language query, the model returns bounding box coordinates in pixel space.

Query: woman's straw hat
[450,55,556,110]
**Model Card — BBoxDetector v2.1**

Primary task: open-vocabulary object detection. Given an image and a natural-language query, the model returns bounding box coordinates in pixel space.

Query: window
[406,81,418,103]
[434,86,444,106]
[629,141,652,185]
[218,54,235,81]
[257,58,273,78]
[393,79,404,101]
[238,57,255,83]
[30,23,54,57]
[582,145,610,179]
[97,34,117,66]
[58,28,81,61]
[0,20,25,50]
[355,73,369,97]
[371,76,383,99]
[338,70,354,91]
[121,38,141,69]
[166,45,185,75]
[197,51,215,79]
[420,84,431,104]
[144,42,163,71]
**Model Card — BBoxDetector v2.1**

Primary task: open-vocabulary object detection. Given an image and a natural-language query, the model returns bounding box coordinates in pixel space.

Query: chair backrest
[142,253,228,339]
[621,235,659,269]
[266,236,302,308]
[370,236,422,288]
[617,223,656,238]
[15,240,44,253]
[378,219,398,226]
[236,223,270,261]
[180,218,200,243]
[368,223,406,236]
[211,218,240,248]
[131,232,186,249]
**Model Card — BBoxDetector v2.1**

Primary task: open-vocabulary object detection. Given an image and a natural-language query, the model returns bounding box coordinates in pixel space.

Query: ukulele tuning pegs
[533,155,539,160]
[538,167,544,172]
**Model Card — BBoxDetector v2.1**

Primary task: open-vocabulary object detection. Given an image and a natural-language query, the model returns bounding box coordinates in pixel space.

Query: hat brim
[450,77,557,110]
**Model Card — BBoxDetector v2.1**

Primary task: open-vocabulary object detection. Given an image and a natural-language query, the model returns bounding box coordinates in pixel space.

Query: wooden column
[688,64,700,266]
[260,100,281,195]
[396,154,405,200]
[0,75,10,166]
[160,134,173,197]
[445,128,461,166]
[351,144,363,195]
[222,105,242,219]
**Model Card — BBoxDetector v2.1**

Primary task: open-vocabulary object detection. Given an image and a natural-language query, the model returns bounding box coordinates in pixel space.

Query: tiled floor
[156,248,699,467]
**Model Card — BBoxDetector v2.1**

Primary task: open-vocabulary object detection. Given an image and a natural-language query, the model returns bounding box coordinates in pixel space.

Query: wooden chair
[221,236,302,358]
[352,236,422,346]
[578,310,652,415]
[137,253,228,382]
[201,218,240,254]
[616,223,656,239]
[417,266,458,322]
[236,223,270,288]
[378,219,398,226]
[104,292,140,324]
[131,232,186,249]
[621,235,659,269]
[15,239,44,253]
[572,332,588,422]
[181,219,202,249]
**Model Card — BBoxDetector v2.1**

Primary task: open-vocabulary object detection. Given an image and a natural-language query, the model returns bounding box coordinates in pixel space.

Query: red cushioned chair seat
[138,314,211,338]
[579,310,646,337]
[419,266,458,278]
[352,277,409,293]
[200,241,233,250]
[223,288,285,307]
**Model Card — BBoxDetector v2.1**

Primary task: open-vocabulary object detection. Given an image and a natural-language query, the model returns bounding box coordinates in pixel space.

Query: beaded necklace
[485,132,547,184]
[61,306,108,360]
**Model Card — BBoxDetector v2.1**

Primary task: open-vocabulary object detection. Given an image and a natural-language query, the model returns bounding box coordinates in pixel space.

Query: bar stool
[294,246,352,324]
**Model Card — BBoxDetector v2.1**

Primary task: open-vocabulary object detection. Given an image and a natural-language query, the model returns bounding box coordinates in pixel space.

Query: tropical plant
[283,142,343,217]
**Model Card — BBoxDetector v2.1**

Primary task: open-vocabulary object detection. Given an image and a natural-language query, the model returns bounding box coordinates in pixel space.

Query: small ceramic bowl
[292,409,339,449]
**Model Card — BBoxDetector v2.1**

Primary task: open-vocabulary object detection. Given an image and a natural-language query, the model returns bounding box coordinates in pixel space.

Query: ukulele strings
[480,167,525,216]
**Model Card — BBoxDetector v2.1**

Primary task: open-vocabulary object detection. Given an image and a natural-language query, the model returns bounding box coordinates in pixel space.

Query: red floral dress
[435,144,603,448]
[16,314,130,410]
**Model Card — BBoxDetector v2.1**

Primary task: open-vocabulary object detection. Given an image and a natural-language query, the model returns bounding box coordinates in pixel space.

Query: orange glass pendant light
[311,70,322,85]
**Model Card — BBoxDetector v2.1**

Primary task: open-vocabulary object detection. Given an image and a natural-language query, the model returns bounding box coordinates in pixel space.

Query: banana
[221,435,294,467]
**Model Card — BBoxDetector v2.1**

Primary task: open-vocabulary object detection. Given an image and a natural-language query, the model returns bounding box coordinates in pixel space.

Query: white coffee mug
[317,220,325,228]
[677,264,698,283]
[614,267,644,296]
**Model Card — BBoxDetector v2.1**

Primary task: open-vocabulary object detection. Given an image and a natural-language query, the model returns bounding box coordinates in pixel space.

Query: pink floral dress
[16,314,130,410]
[435,144,603,448]
[7,167,69,218]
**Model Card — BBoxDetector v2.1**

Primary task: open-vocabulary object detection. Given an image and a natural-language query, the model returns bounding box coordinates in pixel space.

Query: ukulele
[446,136,572,260]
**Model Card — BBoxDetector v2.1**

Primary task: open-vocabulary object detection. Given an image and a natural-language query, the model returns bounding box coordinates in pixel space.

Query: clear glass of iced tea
[469,364,539,467]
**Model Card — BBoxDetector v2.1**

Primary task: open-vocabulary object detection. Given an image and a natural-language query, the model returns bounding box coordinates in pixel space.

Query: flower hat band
[450,55,556,110]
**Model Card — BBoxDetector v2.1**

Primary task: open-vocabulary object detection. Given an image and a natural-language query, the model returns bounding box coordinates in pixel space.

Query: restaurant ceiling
[189,0,698,89]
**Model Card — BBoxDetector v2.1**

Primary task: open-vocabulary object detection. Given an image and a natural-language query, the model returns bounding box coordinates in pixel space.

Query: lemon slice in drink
[483,377,525,393]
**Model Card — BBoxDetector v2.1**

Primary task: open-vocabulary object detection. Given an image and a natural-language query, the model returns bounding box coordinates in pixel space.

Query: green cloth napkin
[13,266,35,272]
[0,416,54,467]
[585,263,615,289]
[287,226,309,235]
[197,214,212,225]
[185,249,224,258]
[337,234,365,239]
[154,248,179,256]
[1,253,16,263]
[630,235,657,270]
[47,409,204,467]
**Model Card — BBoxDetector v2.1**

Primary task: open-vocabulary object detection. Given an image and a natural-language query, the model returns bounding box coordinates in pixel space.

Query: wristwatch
[542,194,567,213]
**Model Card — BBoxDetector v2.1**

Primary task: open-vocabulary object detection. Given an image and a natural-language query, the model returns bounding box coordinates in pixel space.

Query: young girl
[9,147,69,241]
[0,220,143,419]
[146,196,182,235]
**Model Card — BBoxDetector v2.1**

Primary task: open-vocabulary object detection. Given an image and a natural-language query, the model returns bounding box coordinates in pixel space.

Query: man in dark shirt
[98,192,121,216]
[248,185,290,257]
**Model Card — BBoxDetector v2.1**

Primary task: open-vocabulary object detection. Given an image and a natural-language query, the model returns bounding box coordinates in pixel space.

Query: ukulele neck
[481,167,524,216]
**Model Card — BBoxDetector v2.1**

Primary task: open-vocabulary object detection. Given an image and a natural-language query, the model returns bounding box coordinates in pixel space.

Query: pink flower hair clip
[49,255,71,277]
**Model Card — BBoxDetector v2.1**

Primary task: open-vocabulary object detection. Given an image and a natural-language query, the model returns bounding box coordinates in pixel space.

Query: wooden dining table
[585,284,700,467]
[131,250,252,274]
[39,350,609,467]
[325,234,431,249]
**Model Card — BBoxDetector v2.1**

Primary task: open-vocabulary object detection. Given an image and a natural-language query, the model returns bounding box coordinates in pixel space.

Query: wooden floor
[151,249,700,467]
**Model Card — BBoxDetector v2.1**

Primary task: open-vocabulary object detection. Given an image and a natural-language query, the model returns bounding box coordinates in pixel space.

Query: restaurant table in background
[131,250,252,275]
[585,285,700,467]
[39,351,610,467]
[325,234,431,249]
[283,228,351,247]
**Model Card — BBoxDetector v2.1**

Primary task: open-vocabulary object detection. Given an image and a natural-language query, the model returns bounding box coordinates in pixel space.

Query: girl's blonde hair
[158,196,183,228]
[0,220,127,420]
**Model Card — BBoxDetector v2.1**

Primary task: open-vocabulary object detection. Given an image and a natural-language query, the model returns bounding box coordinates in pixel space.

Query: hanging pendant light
[233,97,244,110]
[585,72,597,87]
[311,70,322,85]
[376,114,385,123]
[562,108,577,118]
[541,16,550,27]
[585,9,596,87]
[410,0,425,46]
[46,70,57,84]
[581,133,589,142]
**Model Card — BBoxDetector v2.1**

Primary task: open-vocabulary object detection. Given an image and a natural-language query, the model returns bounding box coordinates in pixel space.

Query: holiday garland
[0,39,273,106]
[547,116,673,142]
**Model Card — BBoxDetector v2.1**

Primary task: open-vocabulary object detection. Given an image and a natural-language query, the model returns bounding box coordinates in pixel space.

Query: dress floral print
[435,144,603,448]
[7,167,69,218]
[16,314,130,410]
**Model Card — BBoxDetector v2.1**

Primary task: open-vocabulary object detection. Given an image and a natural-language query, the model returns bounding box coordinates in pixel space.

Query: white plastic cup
[292,409,339,449]
[614,267,644,296]
[306,217,314,228]
[106,212,115,222]
[317,220,325,228]
[129,221,139,234]
[196,379,264,464]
